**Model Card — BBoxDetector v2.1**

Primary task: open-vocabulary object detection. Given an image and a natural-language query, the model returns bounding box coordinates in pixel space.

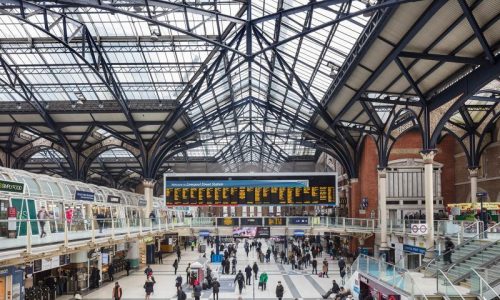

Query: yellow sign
[447,202,500,210]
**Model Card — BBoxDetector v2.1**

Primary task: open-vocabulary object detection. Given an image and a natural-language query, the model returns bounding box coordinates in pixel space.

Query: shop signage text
[403,244,426,255]
[107,195,121,203]
[0,180,24,193]
[75,190,95,201]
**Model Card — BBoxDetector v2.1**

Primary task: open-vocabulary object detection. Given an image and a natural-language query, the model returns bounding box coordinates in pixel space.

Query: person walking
[276,281,284,300]
[231,257,237,275]
[212,277,220,300]
[175,275,183,291]
[444,237,455,264]
[176,246,182,261]
[125,260,130,276]
[186,263,191,284]
[252,262,259,280]
[144,265,152,276]
[96,211,105,233]
[259,272,268,291]
[191,240,195,251]
[173,259,179,275]
[112,282,122,300]
[144,276,155,300]
[245,265,252,285]
[37,206,48,238]
[340,267,347,285]
[234,270,245,294]
[338,257,346,274]
[193,282,202,300]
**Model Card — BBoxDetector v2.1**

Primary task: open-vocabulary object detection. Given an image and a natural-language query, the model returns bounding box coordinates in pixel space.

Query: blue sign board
[199,230,210,237]
[75,190,95,201]
[294,230,305,236]
[289,217,309,225]
[403,244,426,255]
[165,179,307,188]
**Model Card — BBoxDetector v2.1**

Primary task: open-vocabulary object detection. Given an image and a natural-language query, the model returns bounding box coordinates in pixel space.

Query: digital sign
[164,173,337,206]
[264,218,287,226]
[217,217,240,226]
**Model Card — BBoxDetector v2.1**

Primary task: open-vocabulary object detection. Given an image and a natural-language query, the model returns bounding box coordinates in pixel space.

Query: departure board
[164,172,337,206]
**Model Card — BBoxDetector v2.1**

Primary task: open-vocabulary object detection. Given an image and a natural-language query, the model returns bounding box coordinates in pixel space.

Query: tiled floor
[58,240,346,299]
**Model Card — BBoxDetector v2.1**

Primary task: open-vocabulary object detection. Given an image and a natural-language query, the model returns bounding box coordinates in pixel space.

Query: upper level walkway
[1,216,498,267]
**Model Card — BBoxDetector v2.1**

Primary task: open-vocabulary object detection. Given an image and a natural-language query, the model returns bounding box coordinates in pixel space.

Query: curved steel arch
[1,0,147,163]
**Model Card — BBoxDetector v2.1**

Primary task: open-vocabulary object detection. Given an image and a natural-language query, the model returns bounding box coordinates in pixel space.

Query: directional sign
[410,223,428,235]
[289,217,309,225]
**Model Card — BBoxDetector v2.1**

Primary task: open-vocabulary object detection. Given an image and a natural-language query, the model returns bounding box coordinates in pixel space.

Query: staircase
[462,260,500,289]
[447,241,500,285]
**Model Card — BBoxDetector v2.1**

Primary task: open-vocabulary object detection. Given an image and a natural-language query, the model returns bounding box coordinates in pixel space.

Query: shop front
[358,273,405,300]
[25,255,70,299]
[0,266,24,300]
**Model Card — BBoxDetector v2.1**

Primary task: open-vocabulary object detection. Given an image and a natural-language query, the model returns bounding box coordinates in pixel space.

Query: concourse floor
[60,239,347,300]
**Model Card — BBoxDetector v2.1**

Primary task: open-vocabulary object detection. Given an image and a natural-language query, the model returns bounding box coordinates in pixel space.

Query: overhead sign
[403,244,426,255]
[0,180,24,193]
[165,179,308,188]
[264,217,287,226]
[241,218,262,226]
[217,217,239,226]
[75,190,94,201]
[289,217,309,225]
[107,195,121,203]
[199,230,211,237]
[410,223,428,235]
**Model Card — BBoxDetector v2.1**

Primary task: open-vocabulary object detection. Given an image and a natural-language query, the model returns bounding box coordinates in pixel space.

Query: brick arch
[81,139,143,180]
[385,108,423,161]
[12,138,69,170]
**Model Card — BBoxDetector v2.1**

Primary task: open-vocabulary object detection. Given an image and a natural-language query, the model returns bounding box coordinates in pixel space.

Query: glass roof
[0,0,372,169]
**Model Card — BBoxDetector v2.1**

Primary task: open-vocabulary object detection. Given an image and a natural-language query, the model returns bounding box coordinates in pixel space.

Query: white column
[469,168,479,204]
[143,180,155,216]
[421,150,437,251]
[378,168,388,250]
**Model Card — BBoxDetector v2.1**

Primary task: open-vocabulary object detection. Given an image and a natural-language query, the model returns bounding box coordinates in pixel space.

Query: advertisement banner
[75,190,95,201]
[0,180,24,193]
[256,226,270,238]
[233,227,257,238]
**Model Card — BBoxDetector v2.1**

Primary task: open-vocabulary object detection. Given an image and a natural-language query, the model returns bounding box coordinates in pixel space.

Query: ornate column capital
[377,168,387,178]
[143,179,156,188]
[468,167,480,178]
[420,149,437,164]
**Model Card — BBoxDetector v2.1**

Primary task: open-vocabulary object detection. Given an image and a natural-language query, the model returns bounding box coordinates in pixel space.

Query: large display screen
[164,172,337,206]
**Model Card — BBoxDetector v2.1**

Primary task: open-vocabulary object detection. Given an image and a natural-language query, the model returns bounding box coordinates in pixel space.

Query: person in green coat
[259,272,268,291]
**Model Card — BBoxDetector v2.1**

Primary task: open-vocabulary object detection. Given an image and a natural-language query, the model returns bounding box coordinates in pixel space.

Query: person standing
[144,276,155,300]
[322,259,329,278]
[212,277,220,300]
[234,270,245,294]
[186,263,191,285]
[338,257,346,274]
[125,260,130,276]
[108,264,115,281]
[96,211,105,233]
[37,206,48,238]
[259,272,268,290]
[245,265,252,285]
[193,282,202,300]
[177,286,187,300]
[252,262,259,280]
[176,247,182,261]
[276,281,284,300]
[191,240,195,251]
[312,258,318,274]
[173,259,179,275]
[112,282,122,300]
[157,249,163,264]
[340,267,347,285]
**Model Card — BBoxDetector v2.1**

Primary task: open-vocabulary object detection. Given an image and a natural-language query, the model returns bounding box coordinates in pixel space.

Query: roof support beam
[399,51,488,65]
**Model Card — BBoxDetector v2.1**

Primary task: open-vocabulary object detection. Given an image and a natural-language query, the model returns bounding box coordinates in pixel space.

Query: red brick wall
[354,131,456,216]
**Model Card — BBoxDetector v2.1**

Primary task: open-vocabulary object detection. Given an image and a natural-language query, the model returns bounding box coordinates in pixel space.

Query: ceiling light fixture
[148,23,161,41]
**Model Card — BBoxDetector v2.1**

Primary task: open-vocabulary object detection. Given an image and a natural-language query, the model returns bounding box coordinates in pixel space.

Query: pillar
[143,180,155,216]
[126,241,140,268]
[469,167,479,204]
[378,169,388,251]
[421,150,437,251]
[350,178,360,218]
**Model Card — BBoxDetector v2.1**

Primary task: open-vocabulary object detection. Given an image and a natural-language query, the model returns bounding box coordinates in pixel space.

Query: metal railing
[436,269,465,299]
[470,268,500,300]
[352,254,428,299]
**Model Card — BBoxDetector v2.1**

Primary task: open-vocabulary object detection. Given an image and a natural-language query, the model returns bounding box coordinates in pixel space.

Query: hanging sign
[75,190,94,201]
[107,195,121,203]
[410,223,428,235]
[0,180,24,193]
